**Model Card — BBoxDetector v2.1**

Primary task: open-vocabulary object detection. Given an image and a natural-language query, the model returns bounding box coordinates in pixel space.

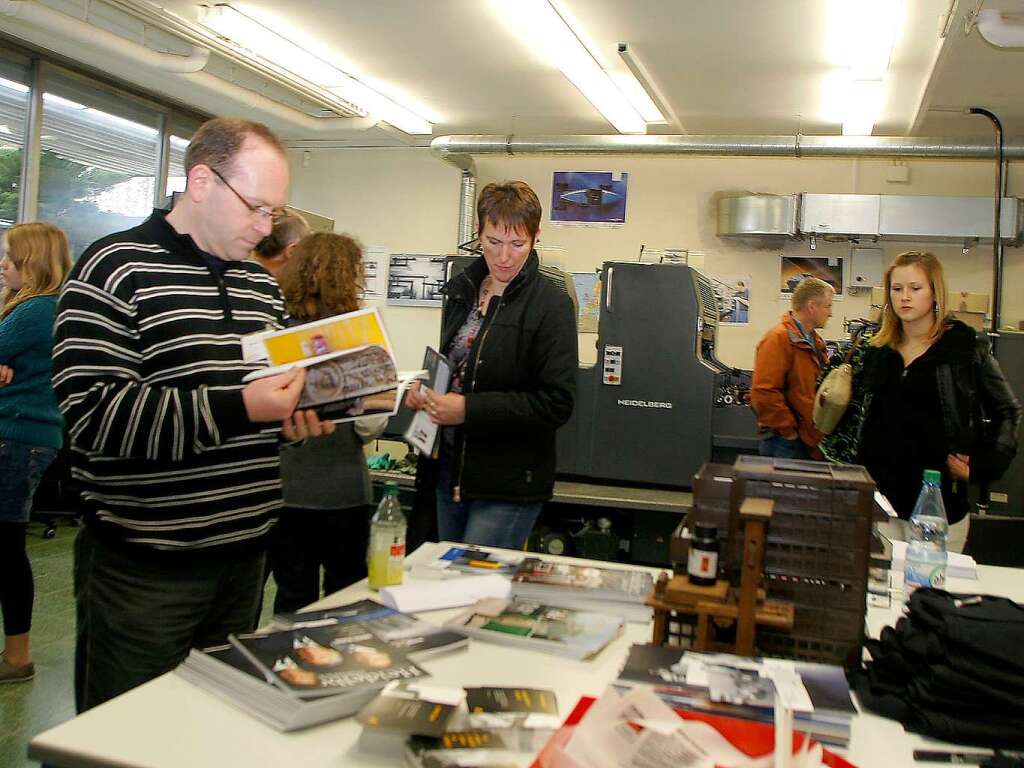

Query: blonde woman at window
[0,222,71,684]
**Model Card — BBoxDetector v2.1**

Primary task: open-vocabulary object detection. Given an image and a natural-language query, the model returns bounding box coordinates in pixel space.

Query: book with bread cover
[443,597,623,660]
[228,620,428,698]
[176,642,382,731]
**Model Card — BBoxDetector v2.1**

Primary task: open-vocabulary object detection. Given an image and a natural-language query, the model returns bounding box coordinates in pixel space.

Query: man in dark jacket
[407,181,577,549]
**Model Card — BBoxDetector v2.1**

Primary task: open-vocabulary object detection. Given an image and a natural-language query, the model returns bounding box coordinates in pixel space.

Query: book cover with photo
[272,598,469,660]
[616,644,854,746]
[509,557,654,623]
[228,620,428,699]
[240,307,425,423]
[443,597,623,660]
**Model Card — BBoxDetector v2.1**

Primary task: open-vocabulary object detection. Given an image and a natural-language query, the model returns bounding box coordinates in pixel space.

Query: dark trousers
[758,435,812,460]
[73,525,264,712]
[0,523,32,636]
[267,506,371,615]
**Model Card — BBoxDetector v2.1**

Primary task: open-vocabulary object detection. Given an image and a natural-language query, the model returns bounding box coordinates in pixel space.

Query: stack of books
[355,681,460,754]
[177,599,466,731]
[615,644,856,747]
[443,597,624,661]
[509,557,655,623]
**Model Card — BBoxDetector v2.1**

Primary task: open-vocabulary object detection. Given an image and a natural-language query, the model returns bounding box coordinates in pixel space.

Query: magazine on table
[615,644,855,746]
[176,643,381,731]
[465,686,561,751]
[240,307,426,423]
[409,544,526,580]
[228,619,428,699]
[406,730,520,768]
[355,681,462,754]
[271,598,469,660]
[509,557,654,623]
[443,597,624,661]
[404,346,451,456]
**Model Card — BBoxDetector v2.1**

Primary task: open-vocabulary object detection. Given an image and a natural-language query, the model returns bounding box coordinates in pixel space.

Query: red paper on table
[531,695,857,768]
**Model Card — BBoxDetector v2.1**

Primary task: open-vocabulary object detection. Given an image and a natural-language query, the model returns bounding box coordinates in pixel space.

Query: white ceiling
[18,0,1024,143]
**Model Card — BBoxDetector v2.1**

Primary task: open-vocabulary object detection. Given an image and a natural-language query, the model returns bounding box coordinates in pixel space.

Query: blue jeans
[0,439,57,523]
[435,461,542,549]
[758,435,811,460]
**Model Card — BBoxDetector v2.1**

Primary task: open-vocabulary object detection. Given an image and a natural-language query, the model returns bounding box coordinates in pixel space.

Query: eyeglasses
[209,167,281,221]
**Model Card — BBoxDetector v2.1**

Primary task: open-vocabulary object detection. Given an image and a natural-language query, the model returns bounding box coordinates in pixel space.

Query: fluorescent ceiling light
[829,0,904,78]
[490,0,647,134]
[611,73,665,124]
[198,4,433,135]
[827,0,904,135]
[841,80,884,136]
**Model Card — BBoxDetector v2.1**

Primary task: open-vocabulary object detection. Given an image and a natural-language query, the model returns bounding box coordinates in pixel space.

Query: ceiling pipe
[975,9,1024,48]
[0,0,378,136]
[431,134,1024,160]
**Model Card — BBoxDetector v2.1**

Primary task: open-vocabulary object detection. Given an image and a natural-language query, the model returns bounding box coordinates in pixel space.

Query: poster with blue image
[551,171,628,225]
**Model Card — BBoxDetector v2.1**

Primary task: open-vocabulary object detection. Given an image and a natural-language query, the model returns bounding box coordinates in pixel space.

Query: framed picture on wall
[551,171,628,225]
[360,246,387,300]
[571,271,602,333]
[711,274,751,325]
[778,256,844,300]
[386,254,447,307]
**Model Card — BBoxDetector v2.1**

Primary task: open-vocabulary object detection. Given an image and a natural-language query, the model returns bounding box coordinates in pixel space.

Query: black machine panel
[990,331,1024,516]
[558,262,745,488]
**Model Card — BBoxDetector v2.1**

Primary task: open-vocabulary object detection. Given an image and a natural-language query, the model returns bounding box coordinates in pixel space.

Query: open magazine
[241,307,425,423]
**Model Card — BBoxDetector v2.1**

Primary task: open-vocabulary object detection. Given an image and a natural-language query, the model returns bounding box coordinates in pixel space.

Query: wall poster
[551,171,628,225]
[711,274,751,325]
[778,256,844,300]
[386,254,447,307]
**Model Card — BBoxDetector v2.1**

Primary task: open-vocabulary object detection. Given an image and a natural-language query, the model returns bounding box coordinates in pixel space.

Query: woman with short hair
[0,222,71,683]
[857,251,1021,553]
[406,181,578,549]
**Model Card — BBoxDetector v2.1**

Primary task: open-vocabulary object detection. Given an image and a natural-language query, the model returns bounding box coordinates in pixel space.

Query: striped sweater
[52,210,287,555]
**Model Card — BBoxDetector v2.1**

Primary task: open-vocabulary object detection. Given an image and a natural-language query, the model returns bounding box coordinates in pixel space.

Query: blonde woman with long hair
[857,251,1020,553]
[0,222,71,683]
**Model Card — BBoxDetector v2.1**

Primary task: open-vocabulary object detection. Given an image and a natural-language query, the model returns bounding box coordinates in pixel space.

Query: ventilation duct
[976,9,1024,48]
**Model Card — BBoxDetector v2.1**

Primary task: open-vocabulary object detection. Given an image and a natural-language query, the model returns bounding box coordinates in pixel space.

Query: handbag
[813,336,863,435]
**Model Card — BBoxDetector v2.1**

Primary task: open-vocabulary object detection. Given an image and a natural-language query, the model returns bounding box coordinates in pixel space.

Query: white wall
[288,147,1024,371]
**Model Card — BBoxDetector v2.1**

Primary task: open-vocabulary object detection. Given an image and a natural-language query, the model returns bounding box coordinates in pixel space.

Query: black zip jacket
[858,319,1021,523]
[420,252,577,504]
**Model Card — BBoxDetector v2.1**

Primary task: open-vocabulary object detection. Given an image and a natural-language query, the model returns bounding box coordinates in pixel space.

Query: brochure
[240,307,425,423]
[404,346,451,456]
[443,597,624,660]
[509,557,654,623]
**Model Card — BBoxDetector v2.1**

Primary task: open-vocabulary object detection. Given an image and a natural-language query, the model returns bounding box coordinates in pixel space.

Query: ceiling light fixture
[829,0,904,135]
[490,0,647,134]
[616,44,669,125]
[198,4,433,135]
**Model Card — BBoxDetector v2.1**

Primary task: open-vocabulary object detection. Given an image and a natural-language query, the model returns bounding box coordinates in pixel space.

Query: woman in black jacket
[406,181,577,549]
[858,251,1020,553]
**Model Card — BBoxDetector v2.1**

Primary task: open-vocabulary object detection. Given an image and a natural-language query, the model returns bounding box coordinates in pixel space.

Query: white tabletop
[28,543,1024,768]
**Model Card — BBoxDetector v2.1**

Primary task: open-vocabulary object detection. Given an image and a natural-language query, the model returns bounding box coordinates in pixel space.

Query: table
[28,544,1024,768]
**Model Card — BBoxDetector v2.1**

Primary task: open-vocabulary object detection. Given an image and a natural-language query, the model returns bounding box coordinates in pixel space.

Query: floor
[1,519,278,768]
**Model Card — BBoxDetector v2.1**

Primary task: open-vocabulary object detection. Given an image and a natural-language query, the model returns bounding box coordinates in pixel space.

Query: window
[37,73,162,259]
[167,134,190,198]
[0,55,30,233]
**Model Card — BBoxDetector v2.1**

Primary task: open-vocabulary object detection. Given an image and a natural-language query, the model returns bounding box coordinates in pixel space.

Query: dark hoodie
[858,319,1021,523]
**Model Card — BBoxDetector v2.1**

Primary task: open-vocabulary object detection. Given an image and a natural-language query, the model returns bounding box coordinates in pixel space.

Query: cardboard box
[948,291,989,314]
[870,286,886,306]
[953,310,987,331]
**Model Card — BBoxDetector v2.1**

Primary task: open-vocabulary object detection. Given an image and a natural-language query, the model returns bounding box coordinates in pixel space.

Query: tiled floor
[1,519,278,768]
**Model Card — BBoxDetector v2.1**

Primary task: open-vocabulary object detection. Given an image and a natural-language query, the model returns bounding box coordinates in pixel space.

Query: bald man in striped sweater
[53,118,334,711]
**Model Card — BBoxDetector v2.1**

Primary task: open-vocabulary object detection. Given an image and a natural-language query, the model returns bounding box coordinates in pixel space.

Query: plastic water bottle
[904,469,948,594]
[367,481,406,591]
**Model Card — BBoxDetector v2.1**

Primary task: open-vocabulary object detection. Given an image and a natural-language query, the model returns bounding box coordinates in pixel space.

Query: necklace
[478,276,493,314]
